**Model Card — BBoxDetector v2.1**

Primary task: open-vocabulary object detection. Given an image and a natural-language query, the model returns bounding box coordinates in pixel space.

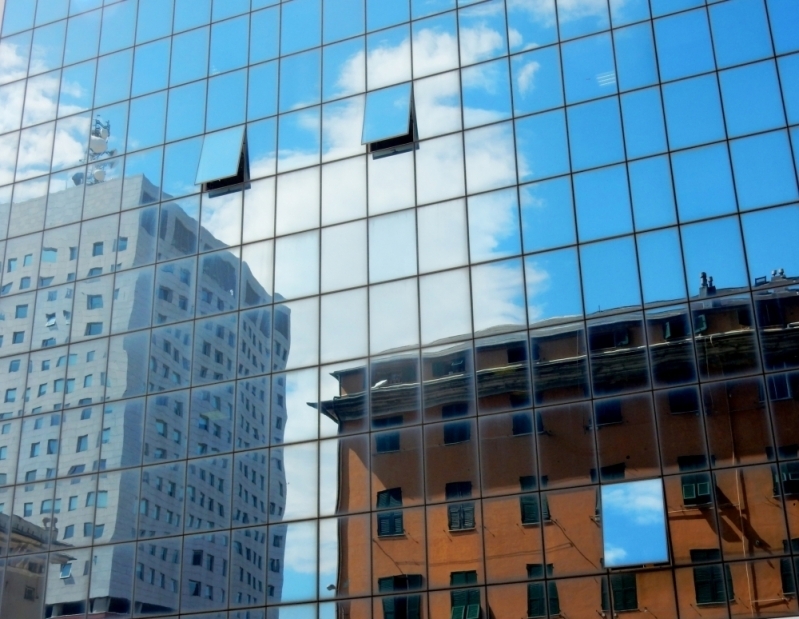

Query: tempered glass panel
[94,49,132,107]
[414,70,461,139]
[567,98,624,171]
[525,248,583,324]
[420,268,472,344]
[580,236,641,314]
[742,205,799,287]
[730,130,799,211]
[370,278,421,354]
[369,210,417,283]
[520,176,576,253]
[170,26,209,86]
[416,133,465,204]
[709,0,772,68]
[614,22,658,92]
[362,83,412,144]
[30,21,66,75]
[325,0,365,43]
[511,46,563,116]
[561,32,617,104]
[610,0,650,26]
[601,480,668,567]
[0,31,32,87]
[464,122,516,194]
[507,0,557,52]
[638,228,687,305]
[206,69,247,132]
[471,258,527,333]
[467,188,521,263]
[251,6,280,63]
[99,0,136,54]
[281,0,322,55]
[131,39,170,97]
[663,74,725,151]
[557,0,609,39]
[620,87,667,159]
[462,58,512,128]
[321,289,368,363]
[195,126,245,185]
[573,165,633,243]
[682,216,748,296]
[458,0,507,65]
[412,12,459,78]
[671,143,736,222]
[418,199,469,274]
[516,110,570,183]
[653,9,715,82]
[2,0,36,35]
[64,9,101,66]
[720,60,785,138]
[323,37,365,102]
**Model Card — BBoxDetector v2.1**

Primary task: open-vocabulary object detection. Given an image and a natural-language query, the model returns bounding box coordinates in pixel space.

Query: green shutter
[724,565,734,601]
[527,583,545,618]
[547,581,560,615]
[451,589,468,606]
[465,603,480,619]
[407,574,423,590]
[378,513,392,537]
[382,596,396,619]
[462,503,475,529]
[611,574,637,611]
[520,495,540,525]
[781,558,796,595]
[449,504,461,530]
[467,588,480,602]
[378,577,394,593]
[601,577,610,612]
[450,606,465,619]
[542,495,551,521]
[451,573,467,587]
[408,594,422,619]
[392,512,404,535]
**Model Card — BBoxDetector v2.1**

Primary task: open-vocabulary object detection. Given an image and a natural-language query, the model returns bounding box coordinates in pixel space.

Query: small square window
[195,126,249,196]
[362,82,415,157]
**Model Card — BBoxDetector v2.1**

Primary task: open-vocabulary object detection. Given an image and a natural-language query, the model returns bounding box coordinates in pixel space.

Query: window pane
[195,126,245,185]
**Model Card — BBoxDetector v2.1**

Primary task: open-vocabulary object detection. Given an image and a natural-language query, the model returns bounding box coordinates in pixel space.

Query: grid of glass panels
[1,0,799,617]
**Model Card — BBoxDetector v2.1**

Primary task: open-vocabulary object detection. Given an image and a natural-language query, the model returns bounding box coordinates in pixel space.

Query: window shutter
[407,594,422,619]
[378,577,394,593]
[451,572,466,587]
[547,581,560,615]
[466,573,478,587]
[527,564,544,579]
[465,603,480,619]
[527,583,546,618]
[462,503,475,529]
[448,504,461,530]
[450,606,465,619]
[382,596,396,619]
[541,495,551,521]
[601,577,610,612]
[377,492,389,509]
[407,574,423,590]
[378,514,392,537]
[611,574,637,611]
[520,495,540,525]
[693,566,715,604]
[781,558,796,595]
[724,565,734,601]
[392,512,403,535]
[451,589,468,606]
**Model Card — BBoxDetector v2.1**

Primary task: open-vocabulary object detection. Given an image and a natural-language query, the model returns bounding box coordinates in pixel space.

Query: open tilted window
[195,126,249,196]
[362,82,415,158]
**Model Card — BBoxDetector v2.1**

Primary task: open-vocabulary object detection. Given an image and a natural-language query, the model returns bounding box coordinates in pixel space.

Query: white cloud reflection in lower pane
[367,148,415,215]
[471,258,527,334]
[464,122,517,194]
[412,12,459,78]
[420,267,472,345]
[414,70,462,140]
[601,479,668,568]
[415,133,465,205]
[369,277,420,354]
[417,198,469,274]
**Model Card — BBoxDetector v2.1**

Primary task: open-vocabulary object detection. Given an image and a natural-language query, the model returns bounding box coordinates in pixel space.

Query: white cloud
[557,0,611,23]
[516,60,542,96]
[604,545,628,565]
[0,39,30,84]
[413,27,459,78]
[367,36,411,90]
[471,260,526,331]
[524,260,552,322]
[464,123,517,194]
[200,191,242,247]
[414,70,462,139]
[602,480,665,525]
[460,25,505,66]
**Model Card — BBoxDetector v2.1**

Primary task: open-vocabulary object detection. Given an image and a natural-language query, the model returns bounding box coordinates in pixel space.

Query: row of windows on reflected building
[1,119,799,618]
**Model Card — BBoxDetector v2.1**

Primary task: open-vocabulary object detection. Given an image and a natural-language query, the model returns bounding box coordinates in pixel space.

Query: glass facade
[0,0,798,617]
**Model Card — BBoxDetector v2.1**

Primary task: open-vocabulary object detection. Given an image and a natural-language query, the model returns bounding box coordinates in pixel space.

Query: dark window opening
[594,399,623,427]
[681,472,713,507]
[203,135,250,197]
[690,549,733,605]
[668,387,700,414]
[601,573,638,612]
[368,110,417,159]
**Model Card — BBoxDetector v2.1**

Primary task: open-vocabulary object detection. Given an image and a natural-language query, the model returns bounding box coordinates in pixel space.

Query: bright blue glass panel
[248,116,277,178]
[136,0,174,44]
[2,0,36,36]
[507,0,557,53]
[36,0,69,27]
[167,82,207,142]
[621,87,667,159]
[459,0,508,65]
[581,236,641,313]
[671,143,737,222]
[654,9,715,82]
[742,205,799,285]
[174,0,211,32]
[511,46,563,116]
[99,0,136,55]
[31,21,66,75]
[638,228,687,304]
[367,0,410,32]
[467,188,522,262]
[324,0,365,43]
[613,23,658,91]
[131,39,170,97]
[128,92,167,152]
[171,27,209,86]
[279,49,322,113]
[0,31,31,86]
[662,74,725,150]
[462,58,512,128]
[60,60,95,114]
[651,0,702,17]
[412,0,454,20]
[681,216,748,292]
[70,0,102,16]
[573,165,633,242]
[362,83,412,143]
[557,0,608,40]
[207,70,247,131]
[562,33,616,104]
[520,176,576,253]
[731,131,799,211]
[567,98,625,171]
[525,248,583,323]
[516,110,570,183]
[282,0,322,55]
[249,61,279,121]
[709,0,772,68]
[602,480,668,567]
[94,49,132,107]
[778,54,799,125]
[719,61,785,137]
[195,126,245,184]
[323,37,365,101]
[212,0,250,21]
[609,0,649,26]
[64,10,101,65]
[628,156,677,231]
[210,15,248,75]
[278,107,321,172]
[768,0,799,54]
[251,8,280,64]
[164,137,203,198]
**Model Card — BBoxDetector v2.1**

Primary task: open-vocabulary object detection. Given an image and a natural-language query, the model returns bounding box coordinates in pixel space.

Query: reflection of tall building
[319,279,799,619]
[0,175,289,617]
